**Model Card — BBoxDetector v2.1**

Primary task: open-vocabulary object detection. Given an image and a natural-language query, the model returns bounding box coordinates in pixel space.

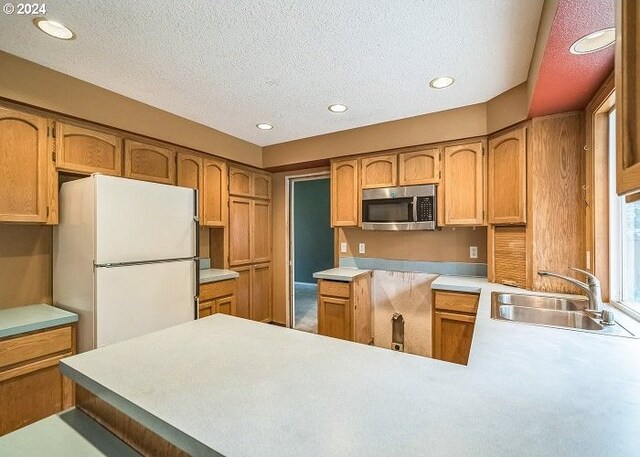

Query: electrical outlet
[470,246,478,259]
[358,243,366,254]
[340,242,347,253]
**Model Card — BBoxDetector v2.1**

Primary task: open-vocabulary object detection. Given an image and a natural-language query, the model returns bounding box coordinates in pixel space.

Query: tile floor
[294,282,318,334]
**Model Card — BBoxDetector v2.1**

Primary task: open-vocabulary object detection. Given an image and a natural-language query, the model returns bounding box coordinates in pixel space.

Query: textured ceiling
[0,0,543,146]
[529,0,614,116]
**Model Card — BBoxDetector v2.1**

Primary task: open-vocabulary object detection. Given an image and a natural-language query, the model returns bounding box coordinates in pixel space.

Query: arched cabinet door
[443,141,485,226]
[123,140,175,184]
[488,127,527,224]
[360,154,397,189]
[202,158,227,227]
[331,159,359,227]
[399,148,440,185]
[56,122,122,176]
[0,107,49,222]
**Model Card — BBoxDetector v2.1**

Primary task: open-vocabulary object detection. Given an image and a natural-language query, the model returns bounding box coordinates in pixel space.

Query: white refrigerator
[54,174,198,353]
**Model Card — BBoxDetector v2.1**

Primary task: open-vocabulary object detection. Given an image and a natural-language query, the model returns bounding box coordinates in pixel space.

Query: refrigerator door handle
[193,188,200,320]
[94,257,197,268]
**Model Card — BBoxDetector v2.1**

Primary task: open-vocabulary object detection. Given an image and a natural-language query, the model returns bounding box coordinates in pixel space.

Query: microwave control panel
[416,196,434,222]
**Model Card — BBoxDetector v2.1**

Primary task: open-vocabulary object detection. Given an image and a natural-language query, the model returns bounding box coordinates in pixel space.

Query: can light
[256,123,273,130]
[429,76,455,89]
[570,27,615,55]
[328,104,348,113]
[33,18,75,40]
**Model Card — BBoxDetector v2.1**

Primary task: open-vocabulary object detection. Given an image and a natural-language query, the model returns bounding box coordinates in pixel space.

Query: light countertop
[0,409,139,456]
[60,276,640,457]
[199,269,240,284]
[0,304,78,339]
[312,267,372,282]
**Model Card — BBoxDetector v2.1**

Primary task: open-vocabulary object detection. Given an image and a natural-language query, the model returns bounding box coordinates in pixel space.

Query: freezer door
[95,260,196,348]
[94,175,196,264]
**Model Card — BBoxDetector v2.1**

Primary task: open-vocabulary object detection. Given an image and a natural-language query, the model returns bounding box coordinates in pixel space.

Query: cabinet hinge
[52,150,57,162]
[482,210,485,220]
[438,171,441,179]
[46,206,50,217]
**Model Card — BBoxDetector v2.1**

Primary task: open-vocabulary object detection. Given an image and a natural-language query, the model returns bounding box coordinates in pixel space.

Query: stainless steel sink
[494,293,589,312]
[491,292,635,337]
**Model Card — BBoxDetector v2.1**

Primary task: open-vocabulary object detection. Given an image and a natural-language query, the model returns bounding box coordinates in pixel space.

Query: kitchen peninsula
[57,277,640,457]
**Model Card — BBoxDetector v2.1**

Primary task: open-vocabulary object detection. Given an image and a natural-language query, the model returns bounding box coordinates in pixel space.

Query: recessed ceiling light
[429,76,455,89]
[328,104,348,113]
[33,18,75,40]
[256,123,273,130]
[570,27,615,54]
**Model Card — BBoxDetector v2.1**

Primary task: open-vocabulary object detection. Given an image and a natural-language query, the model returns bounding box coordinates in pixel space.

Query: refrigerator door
[94,175,196,265]
[95,260,196,349]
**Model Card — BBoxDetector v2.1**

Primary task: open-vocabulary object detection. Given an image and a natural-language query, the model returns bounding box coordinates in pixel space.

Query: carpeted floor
[294,282,318,334]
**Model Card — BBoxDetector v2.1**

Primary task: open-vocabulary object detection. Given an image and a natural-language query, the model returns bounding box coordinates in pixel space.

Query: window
[609,109,640,315]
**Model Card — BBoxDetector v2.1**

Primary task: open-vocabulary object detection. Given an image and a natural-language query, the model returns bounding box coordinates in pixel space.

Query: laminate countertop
[0,304,78,339]
[312,267,372,282]
[60,276,640,457]
[199,269,240,284]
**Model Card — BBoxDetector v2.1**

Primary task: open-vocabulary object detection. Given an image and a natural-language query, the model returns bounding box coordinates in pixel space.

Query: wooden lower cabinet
[0,324,76,435]
[317,274,372,344]
[198,279,236,318]
[230,263,272,323]
[432,291,479,365]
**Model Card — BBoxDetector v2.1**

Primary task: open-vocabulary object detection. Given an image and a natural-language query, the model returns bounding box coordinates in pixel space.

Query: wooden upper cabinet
[443,141,485,226]
[55,122,122,176]
[229,196,252,266]
[398,148,440,185]
[229,167,252,197]
[360,154,397,188]
[251,263,272,323]
[251,200,271,263]
[176,152,202,190]
[123,140,175,184]
[0,107,49,223]
[252,172,271,199]
[202,158,228,227]
[331,159,359,227]
[616,0,640,195]
[488,127,527,224]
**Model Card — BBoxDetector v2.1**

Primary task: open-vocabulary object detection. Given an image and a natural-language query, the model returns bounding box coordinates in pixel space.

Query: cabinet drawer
[0,326,73,369]
[434,291,479,314]
[200,279,235,301]
[319,280,350,299]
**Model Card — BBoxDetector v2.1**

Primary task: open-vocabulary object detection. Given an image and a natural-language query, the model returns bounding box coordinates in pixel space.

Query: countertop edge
[59,363,222,457]
[312,269,372,282]
[0,307,79,340]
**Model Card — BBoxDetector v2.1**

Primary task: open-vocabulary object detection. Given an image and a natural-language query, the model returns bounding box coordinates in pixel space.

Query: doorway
[289,175,333,333]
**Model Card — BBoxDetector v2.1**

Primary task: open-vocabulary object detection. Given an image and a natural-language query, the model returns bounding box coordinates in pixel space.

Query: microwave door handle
[412,196,418,222]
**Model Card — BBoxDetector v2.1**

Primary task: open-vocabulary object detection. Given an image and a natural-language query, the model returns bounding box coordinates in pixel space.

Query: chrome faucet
[537,268,604,314]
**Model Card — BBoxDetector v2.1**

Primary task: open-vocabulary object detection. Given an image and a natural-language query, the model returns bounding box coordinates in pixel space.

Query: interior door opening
[290,176,333,333]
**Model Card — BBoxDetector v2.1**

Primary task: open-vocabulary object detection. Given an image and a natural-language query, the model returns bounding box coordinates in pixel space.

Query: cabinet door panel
[252,173,271,199]
[399,149,440,185]
[176,153,202,191]
[232,266,251,319]
[488,128,526,224]
[443,142,485,226]
[56,123,122,176]
[229,197,252,266]
[251,200,271,263]
[216,295,236,316]
[198,300,215,318]
[251,263,271,322]
[229,167,252,197]
[433,311,475,365]
[202,158,227,227]
[318,295,351,341]
[124,140,175,184]
[361,155,397,189]
[331,159,359,226]
[0,108,48,222]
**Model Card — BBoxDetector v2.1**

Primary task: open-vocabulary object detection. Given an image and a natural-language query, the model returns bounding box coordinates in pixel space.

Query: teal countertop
[0,408,139,456]
[0,304,78,339]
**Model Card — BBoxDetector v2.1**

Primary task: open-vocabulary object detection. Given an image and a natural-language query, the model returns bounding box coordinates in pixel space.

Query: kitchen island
[60,277,640,457]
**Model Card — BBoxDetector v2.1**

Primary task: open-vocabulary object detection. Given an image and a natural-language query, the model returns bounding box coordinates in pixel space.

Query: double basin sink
[491,293,636,337]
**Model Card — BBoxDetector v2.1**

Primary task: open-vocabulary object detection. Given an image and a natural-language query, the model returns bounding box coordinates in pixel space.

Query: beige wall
[0,225,52,309]
[339,227,487,263]
[486,83,529,133]
[0,51,262,167]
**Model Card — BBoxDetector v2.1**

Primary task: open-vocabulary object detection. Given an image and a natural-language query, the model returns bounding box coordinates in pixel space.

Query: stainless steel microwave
[361,185,436,230]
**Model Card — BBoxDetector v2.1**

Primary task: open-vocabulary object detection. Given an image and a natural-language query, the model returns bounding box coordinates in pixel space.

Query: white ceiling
[0,0,544,146]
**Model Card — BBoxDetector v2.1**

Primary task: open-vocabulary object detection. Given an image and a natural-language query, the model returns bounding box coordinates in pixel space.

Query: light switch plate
[340,242,347,253]
[470,246,478,259]
[358,243,366,254]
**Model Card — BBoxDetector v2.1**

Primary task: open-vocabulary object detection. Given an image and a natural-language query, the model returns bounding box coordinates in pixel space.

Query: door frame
[285,171,331,329]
